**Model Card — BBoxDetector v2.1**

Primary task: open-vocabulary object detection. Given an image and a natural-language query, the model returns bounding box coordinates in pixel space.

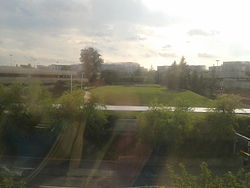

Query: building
[189,65,206,73]
[157,65,170,73]
[0,65,86,84]
[208,61,250,89]
[101,62,143,74]
[37,64,83,73]
[221,61,250,79]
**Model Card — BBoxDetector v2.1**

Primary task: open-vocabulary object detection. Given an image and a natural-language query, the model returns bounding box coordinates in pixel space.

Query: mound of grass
[91,85,212,107]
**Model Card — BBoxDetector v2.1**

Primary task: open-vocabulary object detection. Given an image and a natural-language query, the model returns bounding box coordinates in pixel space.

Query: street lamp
[216,59,219,66]
[81,72,84,90]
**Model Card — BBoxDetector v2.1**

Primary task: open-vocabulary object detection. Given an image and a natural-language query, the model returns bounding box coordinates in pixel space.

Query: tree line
[160,57,219,97]
[79,47,219,97]
[80,47,157,85]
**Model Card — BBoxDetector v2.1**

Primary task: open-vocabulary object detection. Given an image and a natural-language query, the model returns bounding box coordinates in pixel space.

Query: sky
[1,0,250,69]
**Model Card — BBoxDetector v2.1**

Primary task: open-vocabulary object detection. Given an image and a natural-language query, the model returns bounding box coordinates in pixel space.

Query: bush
[0,176,27,188]
[0,84,116,159]
[166,162,250,188]
[137,95,242,157]
[137,105,190,155]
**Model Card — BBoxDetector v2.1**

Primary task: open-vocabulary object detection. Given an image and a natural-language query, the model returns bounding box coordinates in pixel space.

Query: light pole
[216,59,223,94]
[216,59,219,66]
[70,74,73,93]
[81,72,84,90]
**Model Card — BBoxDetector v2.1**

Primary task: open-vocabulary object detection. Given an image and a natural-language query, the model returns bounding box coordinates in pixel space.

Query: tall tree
[165,61,179,89]
[144,66,157,84]
[178,56,190,89]
[79,47,104,82]
[207,67,219,97]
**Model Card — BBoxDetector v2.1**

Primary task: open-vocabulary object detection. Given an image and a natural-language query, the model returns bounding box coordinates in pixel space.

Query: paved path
[97,105,250,114]
[83,91,91,102]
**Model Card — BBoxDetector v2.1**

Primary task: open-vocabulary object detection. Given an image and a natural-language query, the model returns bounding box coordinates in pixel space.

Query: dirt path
[84,91,91,102]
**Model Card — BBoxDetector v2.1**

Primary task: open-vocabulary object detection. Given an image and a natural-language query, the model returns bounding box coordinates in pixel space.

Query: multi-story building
[37,64,83,73]
[208,61,250,89]
[221,61,250,78]
[189,65,206,73]
[0,65,85,84]
[101,62,144,74]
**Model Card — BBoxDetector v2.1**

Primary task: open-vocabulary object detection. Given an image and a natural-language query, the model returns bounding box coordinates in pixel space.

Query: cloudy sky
[1,0,250,69]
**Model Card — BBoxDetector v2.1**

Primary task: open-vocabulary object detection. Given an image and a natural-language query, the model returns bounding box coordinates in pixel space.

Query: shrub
[166,162,250,188]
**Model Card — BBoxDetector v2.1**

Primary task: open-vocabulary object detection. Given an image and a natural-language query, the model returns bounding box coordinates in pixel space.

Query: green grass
[91,85,213,107]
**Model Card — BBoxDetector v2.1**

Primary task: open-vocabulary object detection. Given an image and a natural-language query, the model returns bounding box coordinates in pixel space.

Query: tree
[178,56,190,89]
[79,47,104,82]
[164,57,190,90]
[214,94,241,114]
[144,66,156,84]
[165,61,179,89]
[207,67,219,97]
[101,70,118,84]
[138,105,189,154]
[190,70,199,92]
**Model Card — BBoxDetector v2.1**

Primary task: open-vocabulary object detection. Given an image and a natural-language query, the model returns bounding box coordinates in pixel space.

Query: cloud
[143,49,158,58]
[0,0,176,66]
[187,29,219,36]
[162,44,172,49]
[198,53,216,58]
[0,0,170,35]
[159,52,176,58]
[125,35,147,41]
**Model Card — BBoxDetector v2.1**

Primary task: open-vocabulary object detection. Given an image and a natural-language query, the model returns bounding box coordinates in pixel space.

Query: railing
[234,132,250,160]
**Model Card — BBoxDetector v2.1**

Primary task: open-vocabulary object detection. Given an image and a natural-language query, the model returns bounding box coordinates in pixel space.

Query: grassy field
[90,85,213,107]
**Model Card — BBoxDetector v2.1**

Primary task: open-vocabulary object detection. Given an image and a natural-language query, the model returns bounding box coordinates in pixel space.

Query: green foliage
[144,68,157,84]
[163,57,191,90]
[186,94,241,157]
[161,57,219,97]
[166,162,250,188]
[182,109,238,157]
[168,163,197,188]
[101,69,146,85]
[80,47,103,82]
[51,89,116,148]
[0,83,56,130]
[50,81,69,97]
[207,67,220,98]
[137,93,242,157]
[0,176,27,188]
[84,106,117,147]
[235,115,250,137]
[2,177,13,188]
[18,180,26,188]
[56,90,85,121]
[137,105,189,154]
[214,94,241,114]
[0,83,116,159]
[0,83,23,115]
[101,70,119,84]
[23,82,54,123]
